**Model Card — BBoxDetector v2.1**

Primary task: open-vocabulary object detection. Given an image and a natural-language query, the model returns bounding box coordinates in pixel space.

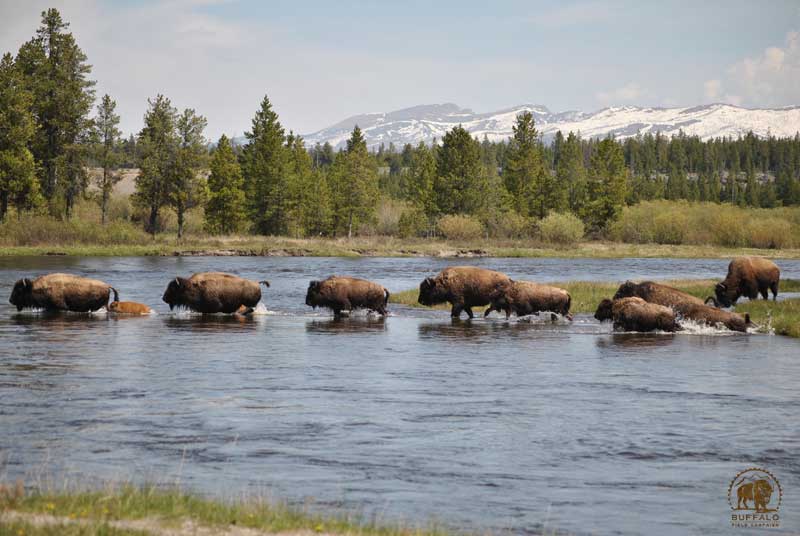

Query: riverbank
[390,279,800,337]
[0,482,451,536]
[3,236,800,259]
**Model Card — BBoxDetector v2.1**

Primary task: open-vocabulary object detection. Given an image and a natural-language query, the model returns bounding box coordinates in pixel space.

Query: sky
[1,0,799,139]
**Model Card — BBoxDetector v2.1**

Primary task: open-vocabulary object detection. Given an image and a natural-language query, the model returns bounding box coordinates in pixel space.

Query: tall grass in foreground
[0,482,454,536]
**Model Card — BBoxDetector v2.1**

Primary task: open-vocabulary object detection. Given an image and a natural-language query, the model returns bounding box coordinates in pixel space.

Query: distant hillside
[302,103,800,149]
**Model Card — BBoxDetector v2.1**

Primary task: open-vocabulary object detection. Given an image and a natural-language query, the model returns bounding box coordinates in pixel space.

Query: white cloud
[595,82,644,104]
[706,31,800,108]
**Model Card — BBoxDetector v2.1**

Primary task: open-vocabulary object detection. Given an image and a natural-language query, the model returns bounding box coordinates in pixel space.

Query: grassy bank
[3,236,800,259]
[0,482,451,536]
[390,279,800,337]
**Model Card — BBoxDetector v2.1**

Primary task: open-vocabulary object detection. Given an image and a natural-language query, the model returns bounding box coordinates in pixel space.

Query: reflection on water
[1,256,800,536]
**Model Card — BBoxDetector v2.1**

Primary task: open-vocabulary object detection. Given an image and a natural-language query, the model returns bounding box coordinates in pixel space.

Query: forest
[2,9,800,249]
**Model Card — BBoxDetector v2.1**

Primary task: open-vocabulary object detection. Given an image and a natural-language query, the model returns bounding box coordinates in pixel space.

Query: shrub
[397,206,429,238]
[437,214,484,241]
[538,212,585,244]
[483,210,532,239]
[746,218,792,249]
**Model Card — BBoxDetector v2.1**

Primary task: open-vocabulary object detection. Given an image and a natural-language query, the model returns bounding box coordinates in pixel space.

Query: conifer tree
[0,53,40,220]
[503,111,558,218]
[557,132,588,214]
[16,8,95,210]
[330,125,379,237]
[584,137,627,231]
[205,134,246,235]
[92,94,121,224]
[170,108,207,238]
[241,95,289,234]
[435,125,487,215]
[133,94,178,235]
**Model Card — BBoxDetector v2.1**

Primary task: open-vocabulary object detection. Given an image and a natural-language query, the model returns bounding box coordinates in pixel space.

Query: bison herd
[7,256,781,334]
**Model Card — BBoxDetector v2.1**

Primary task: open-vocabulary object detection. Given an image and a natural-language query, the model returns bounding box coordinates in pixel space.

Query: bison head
[306,281,322,308]
[418,276,446,306]
[9,278,34,311]
[613,281,639,300]
[714,282,734,307]
[162,277,190,310]
[594,298,614,321]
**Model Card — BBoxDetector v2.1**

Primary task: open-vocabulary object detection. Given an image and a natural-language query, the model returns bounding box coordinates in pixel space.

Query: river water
[1,256,798,535]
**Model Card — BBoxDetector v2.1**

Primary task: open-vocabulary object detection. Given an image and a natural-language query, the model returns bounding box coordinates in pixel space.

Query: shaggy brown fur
[485,280,572,321]
[162,272,269,314]
[710,257,780,307]
[418,266,512,319]
[108,301,153,315]
[9,273,118,312]
[677,302,752,332]
[595,297,680,332]
[613,281,705,310]
[306,276,390,316]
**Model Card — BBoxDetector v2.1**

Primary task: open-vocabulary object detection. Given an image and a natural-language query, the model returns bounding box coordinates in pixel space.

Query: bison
[676,302,752,332]
[418,266,512,319]
[162,272,269,314]
[9,273,118,312]
[485,280,572,321]
[305,276,389,316]
[707,257,780,307]
[108,301,153,315]
[595,297,680,332]
[613,280,705,310]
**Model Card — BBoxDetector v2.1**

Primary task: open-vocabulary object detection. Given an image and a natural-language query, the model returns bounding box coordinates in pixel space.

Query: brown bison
[676,302,752,332]
[595,297,680,332]
[108,301,153,315]
[613,280,705,309]
[306,276,389,316]
[708,257,780,307]
[485,280,572,321]
[162,272,269,314]
[418,266,512,319]
[9,273,118,312]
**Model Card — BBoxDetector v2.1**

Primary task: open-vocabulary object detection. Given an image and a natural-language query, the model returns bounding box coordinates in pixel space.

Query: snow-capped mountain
[303,103,800,149]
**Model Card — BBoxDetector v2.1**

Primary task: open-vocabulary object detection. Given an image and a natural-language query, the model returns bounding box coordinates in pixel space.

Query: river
[1,256,798,535]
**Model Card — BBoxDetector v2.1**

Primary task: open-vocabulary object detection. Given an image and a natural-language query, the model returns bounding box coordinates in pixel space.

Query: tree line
[2,9,800,238]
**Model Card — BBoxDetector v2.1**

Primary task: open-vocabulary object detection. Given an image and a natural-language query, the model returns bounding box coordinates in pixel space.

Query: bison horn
[174,277,182,287]
[259,280,270,287]
[23,278,31,288]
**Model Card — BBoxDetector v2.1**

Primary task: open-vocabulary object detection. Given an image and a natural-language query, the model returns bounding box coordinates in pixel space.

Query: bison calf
[418,266,512,319]
[595,297,680,332]
[9,273,118,312]
[485,280,572,321]
[306,276,389,317]
[708,257,780,307]
[108,301,153,315]
[677,302,752,332]
[162,272,269,314]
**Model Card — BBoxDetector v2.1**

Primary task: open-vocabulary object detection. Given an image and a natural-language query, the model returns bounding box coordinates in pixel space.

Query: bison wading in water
[613,281,705,310]
[708,257,780,307]
[418,266,512,319]
[305,276,389,317]
[162,272,269,314]
[9,273,118,312]
[595,297,680,332]
[485,280,572,321]
[108,301,153,315]
[676,302,752,332]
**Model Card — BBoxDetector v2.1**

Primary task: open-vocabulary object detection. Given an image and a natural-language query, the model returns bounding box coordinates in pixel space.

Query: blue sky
[1,0,799,138]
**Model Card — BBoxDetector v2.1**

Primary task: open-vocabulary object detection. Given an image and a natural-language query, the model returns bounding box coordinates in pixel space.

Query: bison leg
[450,303,464,318]
[771,281,779,301]
[761,287,770,300]
[550,312,558,322]
[483,304,495,318]
[464,306,475,319]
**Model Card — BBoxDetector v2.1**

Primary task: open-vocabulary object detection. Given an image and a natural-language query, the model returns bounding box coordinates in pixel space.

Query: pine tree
[16,8,95,211]
[405,142,438,224]
[241,95,289,234]
[0,53,40,220]
[91,94,121,224]
[557,132,588,214]
[435,125,487,215]
[330,125,379,237]
[133,94,178,235]
[503,111,561,218]
[170,108,207,238]
[584,137,627,231]
[205,134,246,235]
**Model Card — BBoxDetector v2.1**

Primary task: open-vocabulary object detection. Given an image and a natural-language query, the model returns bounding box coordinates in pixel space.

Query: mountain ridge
[301,103,800,149]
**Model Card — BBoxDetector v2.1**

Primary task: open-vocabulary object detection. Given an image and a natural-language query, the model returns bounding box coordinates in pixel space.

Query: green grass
[0,483,452,536]
[390,278,800,338]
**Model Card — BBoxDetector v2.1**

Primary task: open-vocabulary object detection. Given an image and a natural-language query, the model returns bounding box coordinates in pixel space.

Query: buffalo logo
[728,467,782,528]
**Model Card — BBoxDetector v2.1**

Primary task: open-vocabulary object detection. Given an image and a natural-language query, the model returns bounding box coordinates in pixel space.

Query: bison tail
[109,287,119,303]
[259,280,271,288]
[383,288,390,306]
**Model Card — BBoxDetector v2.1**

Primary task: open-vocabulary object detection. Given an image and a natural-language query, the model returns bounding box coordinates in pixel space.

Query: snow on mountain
[303,103,800,149]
